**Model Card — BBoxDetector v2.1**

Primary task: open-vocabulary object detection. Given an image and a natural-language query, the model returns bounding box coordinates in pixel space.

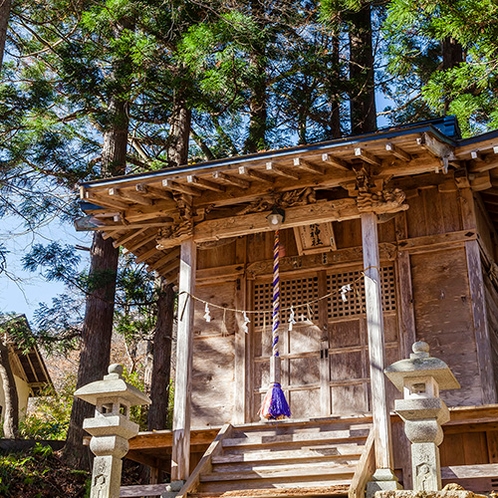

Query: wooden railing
[348,429,375,498]
[176,423,233,498]
[119,424,232,497]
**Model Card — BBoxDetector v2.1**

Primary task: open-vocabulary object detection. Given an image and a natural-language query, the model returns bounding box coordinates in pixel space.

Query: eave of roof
[79,119,457,190]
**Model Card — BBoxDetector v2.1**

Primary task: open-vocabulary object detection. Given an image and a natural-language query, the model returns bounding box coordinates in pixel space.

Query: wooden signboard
[294,222,337,255]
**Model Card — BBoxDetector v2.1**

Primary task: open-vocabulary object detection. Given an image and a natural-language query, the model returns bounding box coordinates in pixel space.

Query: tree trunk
[330,35,342,138]
[63,98,128,469]
[244,0,268,154]
[147,279,174,431]
[0,0,12,69]
[0,340,19,439]
[442,37,464,113]
[168,93,191,168]
[348,3,377,134]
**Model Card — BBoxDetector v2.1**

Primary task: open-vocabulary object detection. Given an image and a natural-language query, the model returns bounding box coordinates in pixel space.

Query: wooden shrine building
[79,116,498,496]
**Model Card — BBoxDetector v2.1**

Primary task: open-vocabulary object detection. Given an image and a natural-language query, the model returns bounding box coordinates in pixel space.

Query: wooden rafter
[187,175,226,192]
[293,157,324,175]
[321,153,350,171]
[238,166,274,184]
[109,187,154,206]
[136,183,174,200]
[354,148,382,168]
[162,179,202,197]
[212,171,251,189]
[265,161,300,180]
[385,143,412,162]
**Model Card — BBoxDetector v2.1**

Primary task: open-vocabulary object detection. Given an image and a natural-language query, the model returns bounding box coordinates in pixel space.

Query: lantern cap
[385,341,460,393]
[75,364,151,407]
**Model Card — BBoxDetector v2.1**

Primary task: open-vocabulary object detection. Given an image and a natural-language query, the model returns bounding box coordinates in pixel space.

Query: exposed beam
[293,157,324,175]
[469,155,498,174]
[101,220,174,231]
[470,171,491,191]
[155,257,180,276]
[417,132,456,173]
[109,187,154,206]
[125,232,159,253]
[162,179,202,197]
[193,198,360,243]
[456,136,498,157]
[83,191,131,210]
[187,175,226,192]
[385,142,412,162]
[136,183,174,201]
[238,166,274,184]
[112,228,148,248]
[136,245,163,264]
[321,153,350,171]
[146,248,180,272]
[266,161,300,180]
[354,148,382,168]
[212,171,250,189]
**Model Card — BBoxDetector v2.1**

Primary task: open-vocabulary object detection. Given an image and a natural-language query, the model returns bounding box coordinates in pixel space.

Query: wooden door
[250,265,400,420]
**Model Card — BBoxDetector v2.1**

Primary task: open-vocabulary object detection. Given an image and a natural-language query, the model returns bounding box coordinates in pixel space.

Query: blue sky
[0,215,91,321]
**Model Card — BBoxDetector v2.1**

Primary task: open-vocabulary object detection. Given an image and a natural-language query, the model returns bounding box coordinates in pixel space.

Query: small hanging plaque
[294,222,337,255]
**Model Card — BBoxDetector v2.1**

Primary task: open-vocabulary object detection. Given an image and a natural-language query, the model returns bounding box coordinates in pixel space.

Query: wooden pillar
[361,212,393,471]
[234,237,247,424]
[171,238,197,481]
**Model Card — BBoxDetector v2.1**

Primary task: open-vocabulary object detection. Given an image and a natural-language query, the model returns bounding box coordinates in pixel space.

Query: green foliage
[0,444,89,497]
[384,0,498,135]
[20,374,75,440]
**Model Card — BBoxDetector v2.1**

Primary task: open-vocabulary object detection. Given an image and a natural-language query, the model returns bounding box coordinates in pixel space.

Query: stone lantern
[385,341,460,492]
[75,364,151,498]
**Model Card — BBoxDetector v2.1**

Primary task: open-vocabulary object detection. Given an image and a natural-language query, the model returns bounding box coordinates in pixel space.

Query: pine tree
[385,0,498,135]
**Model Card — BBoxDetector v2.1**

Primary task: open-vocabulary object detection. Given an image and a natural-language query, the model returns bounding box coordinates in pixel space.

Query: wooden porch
[120,405,498,498]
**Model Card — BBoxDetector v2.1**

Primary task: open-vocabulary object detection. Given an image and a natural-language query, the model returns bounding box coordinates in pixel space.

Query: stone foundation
[375,487,487,498]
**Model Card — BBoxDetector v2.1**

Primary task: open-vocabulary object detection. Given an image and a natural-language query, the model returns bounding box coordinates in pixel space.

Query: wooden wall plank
[465,239,497,404]
[440,191,463,233]
[422,187,445,235]
[396,251,417,359]
[410,248,482,407]
[406,189,427,238]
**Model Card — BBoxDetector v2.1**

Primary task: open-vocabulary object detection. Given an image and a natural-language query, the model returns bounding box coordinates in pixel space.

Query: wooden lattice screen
[253,265,396,324]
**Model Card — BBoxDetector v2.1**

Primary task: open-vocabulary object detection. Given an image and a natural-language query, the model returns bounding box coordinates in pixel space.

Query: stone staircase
[181,417,374,498]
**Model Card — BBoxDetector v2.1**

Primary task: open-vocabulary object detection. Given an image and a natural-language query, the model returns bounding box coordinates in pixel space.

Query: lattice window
[327,265,396,319]
[253,266,396,327]
[253,276,320,328]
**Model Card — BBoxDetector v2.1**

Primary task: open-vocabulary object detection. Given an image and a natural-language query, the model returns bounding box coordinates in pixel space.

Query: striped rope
[272,229,280,357]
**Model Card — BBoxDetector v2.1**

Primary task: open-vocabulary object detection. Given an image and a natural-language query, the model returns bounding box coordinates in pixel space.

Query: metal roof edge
[457,128,498,147]
[79,121,457,189]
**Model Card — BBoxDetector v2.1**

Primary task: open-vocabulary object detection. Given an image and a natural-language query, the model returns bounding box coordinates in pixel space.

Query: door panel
[251,264,401,420]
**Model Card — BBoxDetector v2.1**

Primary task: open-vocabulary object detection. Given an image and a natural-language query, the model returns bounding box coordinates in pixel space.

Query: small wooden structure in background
[79,116,498,495]
[0,314,53,423]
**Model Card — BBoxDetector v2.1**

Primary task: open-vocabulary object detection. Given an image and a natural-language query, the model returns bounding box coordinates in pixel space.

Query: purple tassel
[259,383,291,420]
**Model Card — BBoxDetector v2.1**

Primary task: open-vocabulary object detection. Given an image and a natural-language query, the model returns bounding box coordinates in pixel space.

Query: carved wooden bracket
[237,187,317,215]
[354,167,408,215]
